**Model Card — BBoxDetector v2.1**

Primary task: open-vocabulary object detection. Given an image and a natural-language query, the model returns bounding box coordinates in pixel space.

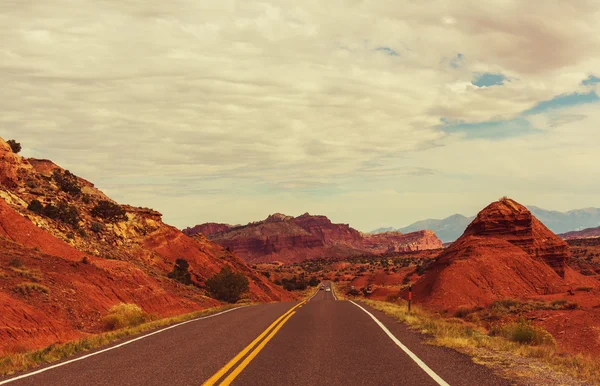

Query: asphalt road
[1,283,510,386]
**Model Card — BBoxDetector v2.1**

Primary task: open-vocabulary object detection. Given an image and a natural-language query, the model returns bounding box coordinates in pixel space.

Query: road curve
[2,283,510,386]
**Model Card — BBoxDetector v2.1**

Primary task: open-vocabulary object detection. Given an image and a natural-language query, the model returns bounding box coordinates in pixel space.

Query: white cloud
[1,0,600,230]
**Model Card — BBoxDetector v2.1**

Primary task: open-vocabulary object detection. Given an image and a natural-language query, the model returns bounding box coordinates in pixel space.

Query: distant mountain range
[371,207,600,242]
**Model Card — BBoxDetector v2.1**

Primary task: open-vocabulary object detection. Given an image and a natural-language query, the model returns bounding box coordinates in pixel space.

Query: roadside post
[408,284,412,312]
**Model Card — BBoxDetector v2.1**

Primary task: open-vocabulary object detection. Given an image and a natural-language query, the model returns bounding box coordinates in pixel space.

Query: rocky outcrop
[363,230,442,253]
[463,199,569,277]
[186,214,442,263]
[183,222,233,237]
[560,226,600,240]
[412,198,596,310]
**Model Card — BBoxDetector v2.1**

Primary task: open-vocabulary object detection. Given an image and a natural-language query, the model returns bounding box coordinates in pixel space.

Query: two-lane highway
[1,283,509,386]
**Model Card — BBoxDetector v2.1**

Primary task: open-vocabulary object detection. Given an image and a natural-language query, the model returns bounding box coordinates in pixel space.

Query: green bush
[168,259,192,285]
[90,222,104,233]
[91,201,127,223]
[40,202,80,228]
[101,303,149,331]
[27,199,43,213]
[7,139,21,154]
[490,318,556,346]
[52,169,81,196]
[205,266,249,303]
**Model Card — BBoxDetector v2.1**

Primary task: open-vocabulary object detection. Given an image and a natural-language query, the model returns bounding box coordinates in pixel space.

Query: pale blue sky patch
[472,73,506,87]
[523,91,599,115]
[375,47,399,56]
[440,117,539,139]
[582,75,600,86]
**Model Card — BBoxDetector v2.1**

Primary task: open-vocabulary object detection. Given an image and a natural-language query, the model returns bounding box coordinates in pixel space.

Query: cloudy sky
[2,1,600,231]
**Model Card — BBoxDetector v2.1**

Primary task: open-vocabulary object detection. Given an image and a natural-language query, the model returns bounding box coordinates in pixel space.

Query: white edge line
[0,306,250,385]
[349,301,450,386]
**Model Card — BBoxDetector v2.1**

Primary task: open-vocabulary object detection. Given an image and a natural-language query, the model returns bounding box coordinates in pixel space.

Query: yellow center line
[219,311,296,386]
[202,301,305,386]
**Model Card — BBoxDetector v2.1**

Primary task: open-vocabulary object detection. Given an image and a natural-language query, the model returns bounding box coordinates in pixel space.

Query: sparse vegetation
[101,303,149,331]
[90,222,104,233]
[7,139,21,154]
[27,199,43,213]
[40,201,80,228]
[205,266,249,303]
[168,258,192,285]
[52,169,81,196]
[8,257,24,268]
[490,318,556,346]
[14,283,49,296]
[91,200,127,223]
[362,299,600,384]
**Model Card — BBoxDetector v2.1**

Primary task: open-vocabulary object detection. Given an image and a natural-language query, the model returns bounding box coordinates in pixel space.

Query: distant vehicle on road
[325,288,331,292]
[320,286,325,290]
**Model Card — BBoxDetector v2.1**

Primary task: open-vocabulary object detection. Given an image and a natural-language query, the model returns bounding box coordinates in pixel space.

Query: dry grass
[101,303,149,331]
[0,303,246,377]
[9,267,43,282]
[361,299,600,384]
[13,282,49,296]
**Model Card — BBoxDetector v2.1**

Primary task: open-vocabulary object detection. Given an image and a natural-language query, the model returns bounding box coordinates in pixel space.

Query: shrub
[101,303,148,331]
[205,266,249,303]
[9,257,24,268]
[39,202,80,228]
[81,194,91,204]
[81,256,89,264]
[90,222,104,233]
[168,259,192,285]
[308,276,320,287]
[91,201,127,223]
[346,288,360,297]
[7,139,21,154]
[41,203,60,219]
[14,283,49,296]
[27,199,43,213]
[52,169,81,196]
[490,318,556,346]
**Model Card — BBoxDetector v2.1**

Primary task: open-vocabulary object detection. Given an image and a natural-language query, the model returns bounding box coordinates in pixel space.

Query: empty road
[1,284,509,386]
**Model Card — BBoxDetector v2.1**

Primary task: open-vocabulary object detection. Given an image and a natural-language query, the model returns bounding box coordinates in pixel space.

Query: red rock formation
[183,222,233,237]
[363,230,442,253]
[186,214,442,263]
[412,198,597,310]
[463,199,569,277]
[560,226,600,240]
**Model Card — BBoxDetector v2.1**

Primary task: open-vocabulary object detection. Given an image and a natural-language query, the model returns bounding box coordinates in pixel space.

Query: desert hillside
[0,137,292,355]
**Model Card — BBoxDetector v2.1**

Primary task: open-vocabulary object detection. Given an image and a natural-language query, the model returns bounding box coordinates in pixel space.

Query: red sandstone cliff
[185,214,442,263]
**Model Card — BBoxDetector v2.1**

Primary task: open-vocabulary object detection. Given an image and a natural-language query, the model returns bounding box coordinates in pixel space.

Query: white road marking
[0,306,250,385]
[349,301,450,386]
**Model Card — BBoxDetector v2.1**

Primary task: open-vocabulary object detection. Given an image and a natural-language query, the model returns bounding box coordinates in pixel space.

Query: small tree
[168,258,192,285]
[205,266,249,303]
[7,139,21,154]
[309,276,319,287]
[28,199,43,213]
[91,200,127,223]
[52,169,81,196]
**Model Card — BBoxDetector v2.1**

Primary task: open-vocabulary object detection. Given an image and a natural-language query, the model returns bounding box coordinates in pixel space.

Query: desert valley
[2,136,600,385]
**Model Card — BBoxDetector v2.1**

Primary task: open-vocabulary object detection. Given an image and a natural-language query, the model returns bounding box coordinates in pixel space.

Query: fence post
[408,284,412,313]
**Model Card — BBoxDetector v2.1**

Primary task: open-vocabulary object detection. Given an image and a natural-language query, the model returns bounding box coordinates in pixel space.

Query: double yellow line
[203,300,306,386]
